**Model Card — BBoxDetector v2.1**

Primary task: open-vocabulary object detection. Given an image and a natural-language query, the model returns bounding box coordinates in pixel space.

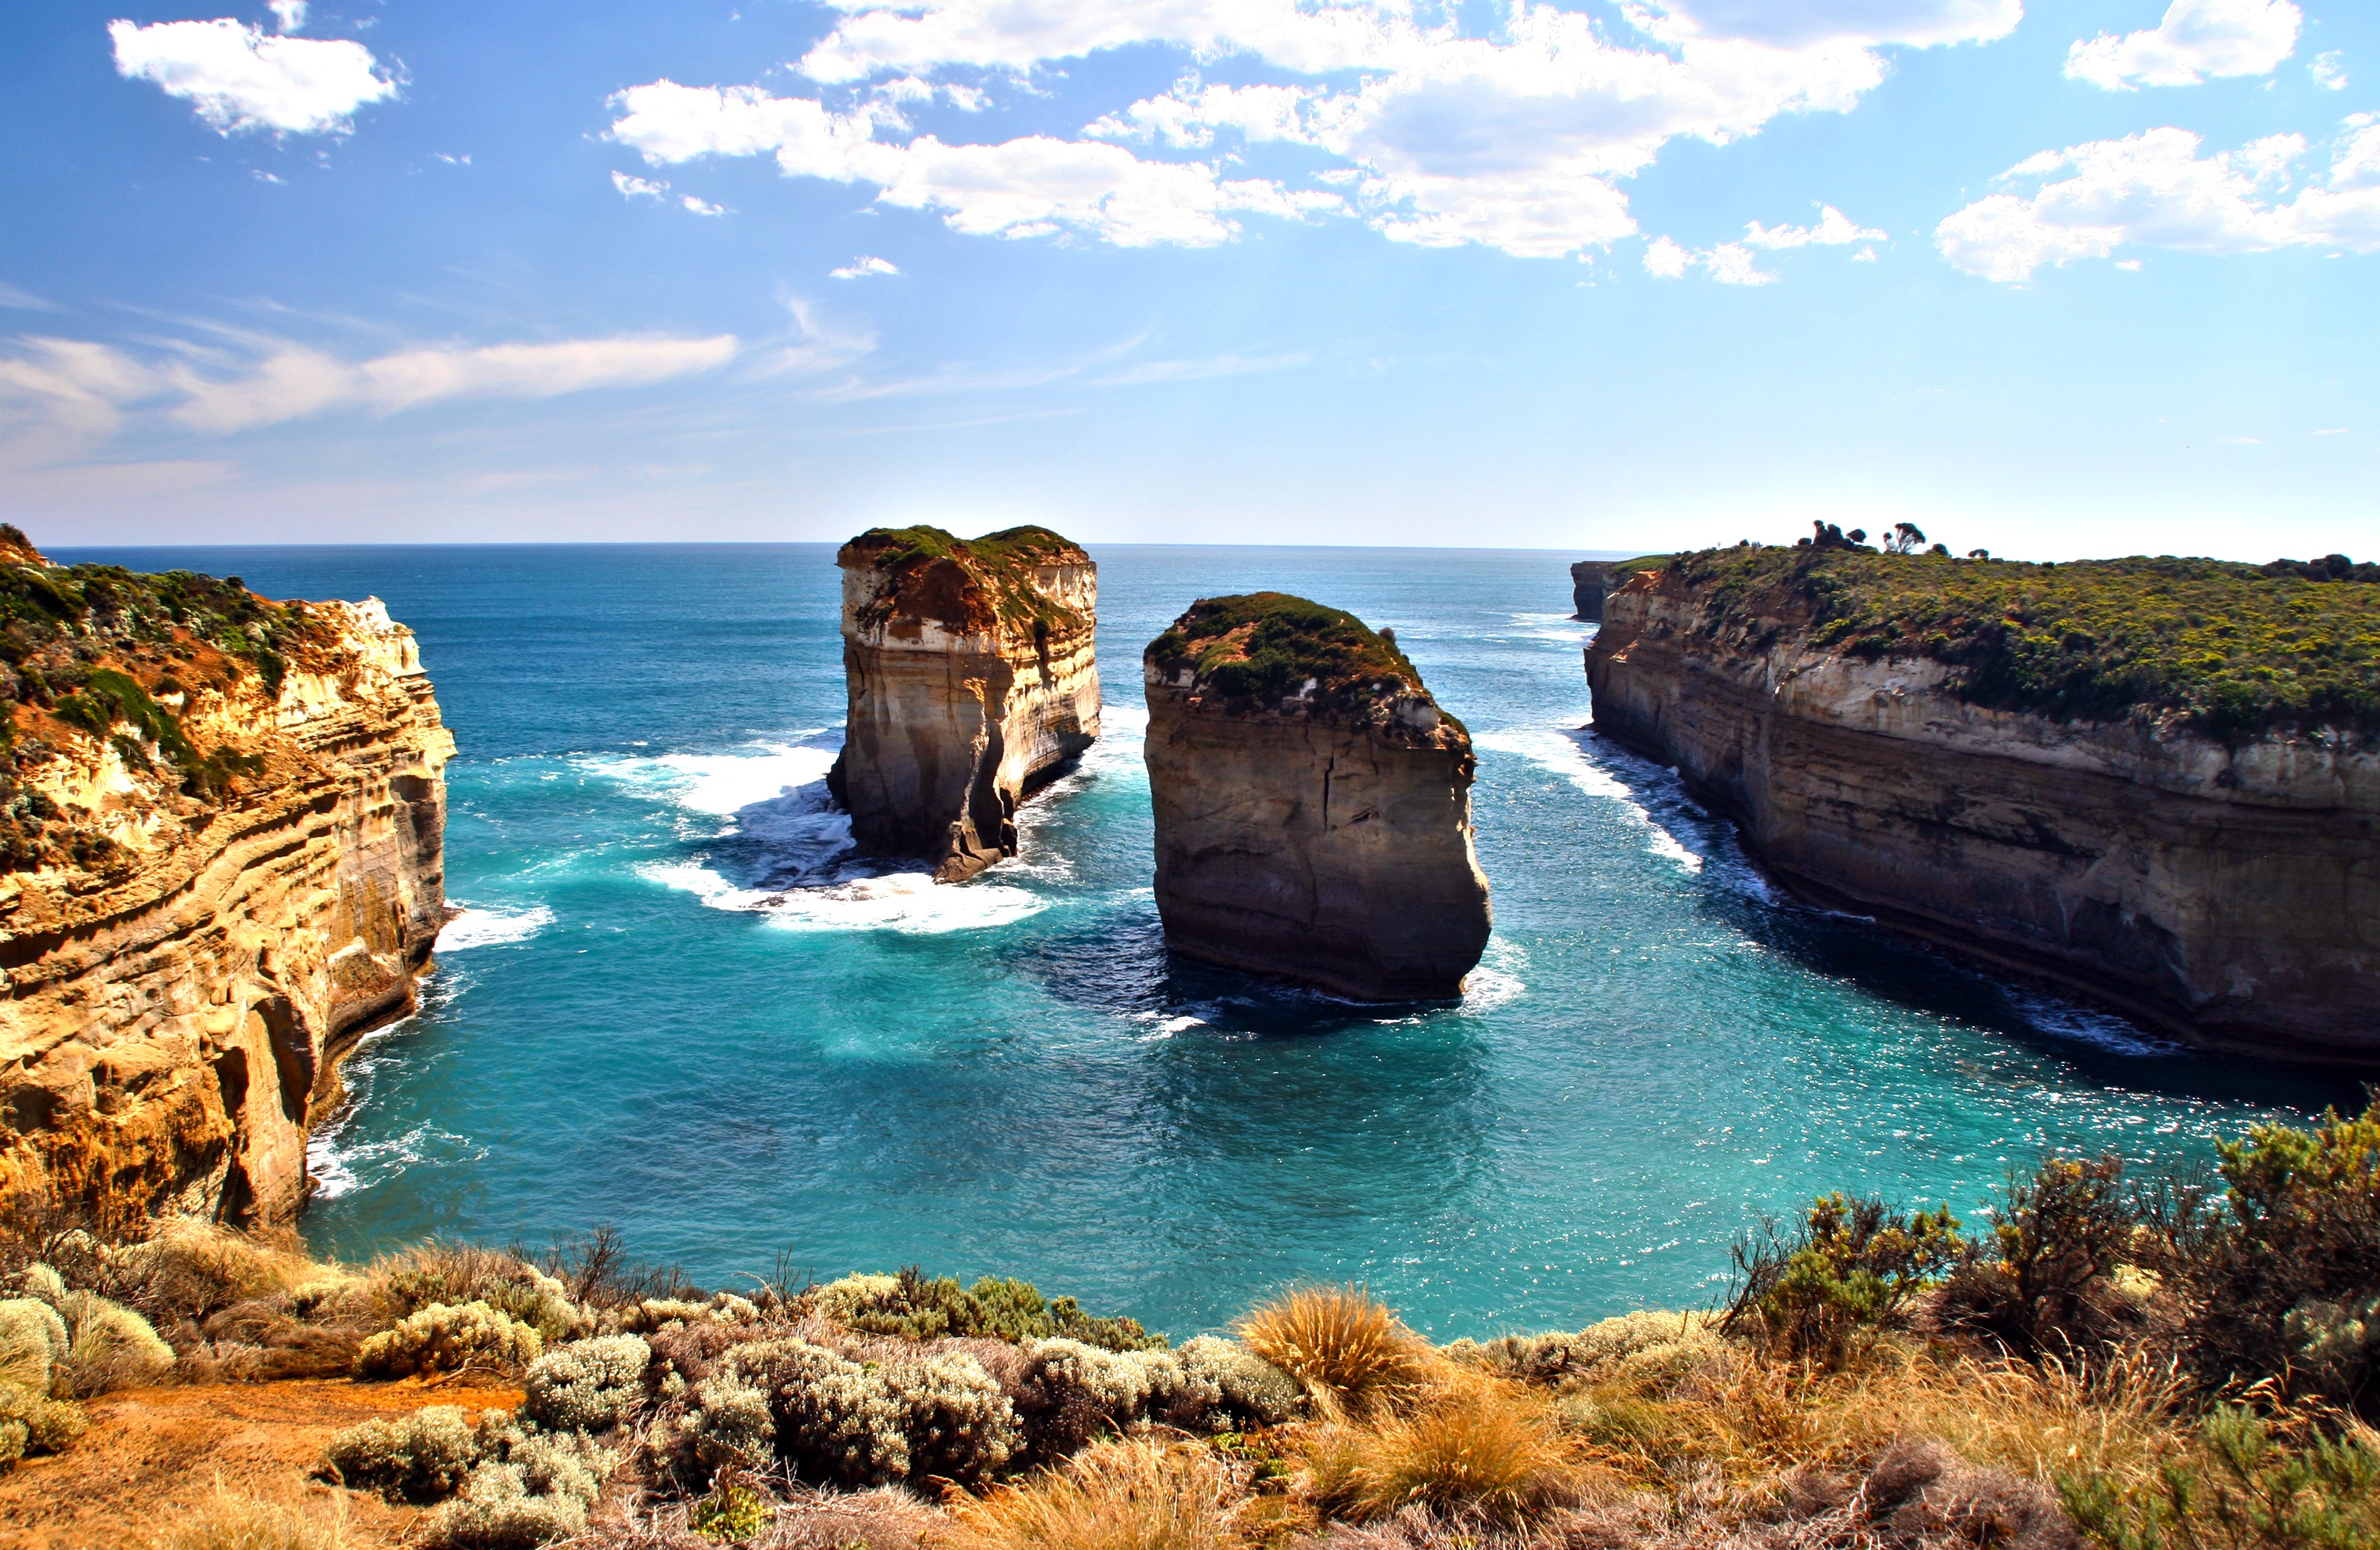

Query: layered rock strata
[827,527,1099,883]
[0,552,452,1227]
[1144,594,1490,1001]
[1587,562,2380,1060]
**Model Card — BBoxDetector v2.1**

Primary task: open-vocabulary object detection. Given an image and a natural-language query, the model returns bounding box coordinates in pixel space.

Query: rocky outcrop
[0,555,452,1229]
[1587,564,2380,1061]
[1571,562,1605,622]
[827,527,1099,883]
[1144,594,1490,1001]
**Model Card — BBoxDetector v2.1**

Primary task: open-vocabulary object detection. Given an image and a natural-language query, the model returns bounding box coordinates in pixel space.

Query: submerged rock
[828,526,1099,883]
[1142,593,1490,1001]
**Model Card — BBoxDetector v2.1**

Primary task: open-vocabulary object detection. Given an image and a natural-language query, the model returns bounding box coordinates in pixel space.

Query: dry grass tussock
[141,1484,350,1550]
[932,1439,1246,1550]
[1301,1367,1588,1526]
[1240,1286,1435,1418]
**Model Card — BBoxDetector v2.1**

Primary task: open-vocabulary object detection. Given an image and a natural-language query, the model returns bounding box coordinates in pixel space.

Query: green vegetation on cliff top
[840,523,1091,634]
[1146,592,1442,716]
[1653,544,2380,740]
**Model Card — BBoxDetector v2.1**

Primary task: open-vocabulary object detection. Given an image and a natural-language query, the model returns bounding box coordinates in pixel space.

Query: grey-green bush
[523,1334,649,1434]
[0,1378,85,1467]
[879,1348,1019,1484]
[422,1425,615,1550]
[0,1298,68,1391]
[1178,1334,1305,1426]
[325,1404,494,1501]
[766,1338,908,1486]
[357,1301,544,1379]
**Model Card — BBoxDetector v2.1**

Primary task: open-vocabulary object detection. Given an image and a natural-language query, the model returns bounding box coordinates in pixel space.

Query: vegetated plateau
[11,1102,2380,1550]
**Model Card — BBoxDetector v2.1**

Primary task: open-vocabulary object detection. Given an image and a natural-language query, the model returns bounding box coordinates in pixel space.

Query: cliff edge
[1144,593,1490,1001]
[0,537,452,1227]
[827,526,1099,883]
[1587,546,2380,1060]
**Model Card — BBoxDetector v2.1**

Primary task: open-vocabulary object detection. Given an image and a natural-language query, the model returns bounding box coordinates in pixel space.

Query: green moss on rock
[1145,592,1440,721]
[838,524,1091,637]
[1645,545,2380,741]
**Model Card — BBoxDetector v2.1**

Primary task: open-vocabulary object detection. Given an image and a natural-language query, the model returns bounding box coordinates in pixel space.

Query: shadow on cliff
[1012,905,1465,1040]
[1577,731,2366,1114]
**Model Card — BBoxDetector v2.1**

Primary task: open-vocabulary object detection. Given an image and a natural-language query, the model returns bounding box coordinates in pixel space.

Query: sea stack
[1143,594,1490,1000]
[828,525,1099,883]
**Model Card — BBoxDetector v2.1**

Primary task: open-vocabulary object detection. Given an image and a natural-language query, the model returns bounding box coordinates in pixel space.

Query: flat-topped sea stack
[1143,594,1490,1000]
[0,534,452,1227]
[828,525,1099,882]
[1588,545,2380,1061]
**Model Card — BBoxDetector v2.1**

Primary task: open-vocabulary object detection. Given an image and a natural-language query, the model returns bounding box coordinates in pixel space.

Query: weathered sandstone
[1571,561,1605,622]
[826,527,1099,883]
[1587,562,2380,1060]
[0,550,451,1227]
[1144,594,1490,1001]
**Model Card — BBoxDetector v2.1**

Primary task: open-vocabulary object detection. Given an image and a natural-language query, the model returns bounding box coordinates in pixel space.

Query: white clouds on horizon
[2065,0,2300,91]
[1936,119,2380,282]
[109,16,397,135]
[831,256,902,278]
[609,0,2018,261]
[1745,205,1887,248]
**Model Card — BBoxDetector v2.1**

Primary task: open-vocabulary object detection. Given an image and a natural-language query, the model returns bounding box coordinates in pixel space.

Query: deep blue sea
[57,544,2350,1340]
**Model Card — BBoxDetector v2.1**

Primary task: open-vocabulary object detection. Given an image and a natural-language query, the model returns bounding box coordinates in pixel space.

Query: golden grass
[143,1485,348,1550]
[1238,1285,1433,1418]
[932,1439,1245,1550]
[1298,1370,1590,1526]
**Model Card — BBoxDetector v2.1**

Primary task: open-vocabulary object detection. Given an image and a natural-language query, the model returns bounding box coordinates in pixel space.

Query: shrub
[881,1347,1022,1484]
[323,1404,493,1501]
[1238,1286,1433,1418]
[766,1339,910,1486]
[0,1297,68,1389]
[54,1287,176,1394]
[141,1486,350,1550]
[1178,1335,1305,1427]
[0,1374,85,1467]
[814,1267,1162,1352]
[935,1437,1244,1550]
[1020,1339,1200,1454]
[372,1245,585,1344]
[1448,1310,1720,1392]
[1936,1158,2145,1362]
[2059,1406,2380,1550]
[421,1425,614,1550]
[1726,1194,1963,1366]
[688,1481,774,1542]
[523,1334,649,1433]
[2180,1106,2380,1407]
[355,1301,542,1380]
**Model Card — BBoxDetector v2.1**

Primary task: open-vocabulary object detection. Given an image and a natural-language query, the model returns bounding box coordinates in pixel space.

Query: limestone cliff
[1144,594,1490,1001]
[1571,562,1605,622]
[1587,550,2380,1061]
[827,526,1099,883]
[0,544,452,1227]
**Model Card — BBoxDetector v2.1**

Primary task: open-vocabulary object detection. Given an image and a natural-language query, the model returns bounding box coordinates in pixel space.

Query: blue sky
[0,0,2373,557]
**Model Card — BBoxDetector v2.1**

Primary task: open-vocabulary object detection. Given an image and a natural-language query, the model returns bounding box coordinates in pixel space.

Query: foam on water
[1476,726,1707,873]
[642,860,1046,933]
[437,903,554,951]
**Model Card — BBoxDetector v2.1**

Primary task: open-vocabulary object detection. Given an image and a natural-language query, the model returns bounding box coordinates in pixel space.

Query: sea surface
[59,544,2352,1340]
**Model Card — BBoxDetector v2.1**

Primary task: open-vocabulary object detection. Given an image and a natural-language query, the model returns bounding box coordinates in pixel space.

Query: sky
[0,0,2374,558]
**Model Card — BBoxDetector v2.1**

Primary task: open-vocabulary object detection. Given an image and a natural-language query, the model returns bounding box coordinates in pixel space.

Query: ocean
[58,543,2349,1340]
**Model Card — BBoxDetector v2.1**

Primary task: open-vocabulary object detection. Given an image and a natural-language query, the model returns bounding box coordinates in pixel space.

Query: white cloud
[1744,204,1886,247]
[108,16,397,135]
[1852,244,1878,260]
[2065,0,2300,91]
[1936,121,2380,282]
[613,171,668,198]
[831,256,902,278]
[2312,51,2347,90]
[1642,235,1777,283]
[682,194,729,216]
[614,0,2017,261]
[268,0,306,33]
[0,283,60,313]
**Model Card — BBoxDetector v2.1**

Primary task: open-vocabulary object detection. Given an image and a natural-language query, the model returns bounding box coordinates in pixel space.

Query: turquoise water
[61,544,2349,1340]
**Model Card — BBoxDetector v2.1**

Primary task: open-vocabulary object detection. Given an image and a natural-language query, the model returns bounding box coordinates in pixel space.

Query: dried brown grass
[141,1484,349,1550]
[1239,1287,1434,1419]
[931,1439,1247,1550]
[1297,1370,1590,1527]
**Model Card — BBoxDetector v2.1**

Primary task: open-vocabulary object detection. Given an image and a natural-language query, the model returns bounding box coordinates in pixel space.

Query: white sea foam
[1478,727,1707,874]
[307,1120,486,1200]
[437,903,554,951]
[2005,988,2182,1058]
[642,861,1045,934]
[579,737,841,819]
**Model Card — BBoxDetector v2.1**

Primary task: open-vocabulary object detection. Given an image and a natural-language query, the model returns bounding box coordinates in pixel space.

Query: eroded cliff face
[1144,594,1490,1001]
[0,588,452,1227]
[827,527,1099,883]
[1588,570,2380,1060]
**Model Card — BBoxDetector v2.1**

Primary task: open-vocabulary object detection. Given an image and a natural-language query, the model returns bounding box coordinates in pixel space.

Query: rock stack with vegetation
[13,1101,2380,1549]
[0,532,452,1232]
[826,525,1100,883]
[1143,593,1490,1001]
[1587,542,2380,1060]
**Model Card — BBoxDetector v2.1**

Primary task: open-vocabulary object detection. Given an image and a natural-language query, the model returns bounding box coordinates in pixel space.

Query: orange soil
[0,1378,523,1549]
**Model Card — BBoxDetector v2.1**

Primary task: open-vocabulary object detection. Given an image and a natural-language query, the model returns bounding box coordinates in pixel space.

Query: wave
[1477,726,1708,875]
[642,861,1046,934]
[308,1119,487,1201]
[437,903,554,951]
[576,736,842,821]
